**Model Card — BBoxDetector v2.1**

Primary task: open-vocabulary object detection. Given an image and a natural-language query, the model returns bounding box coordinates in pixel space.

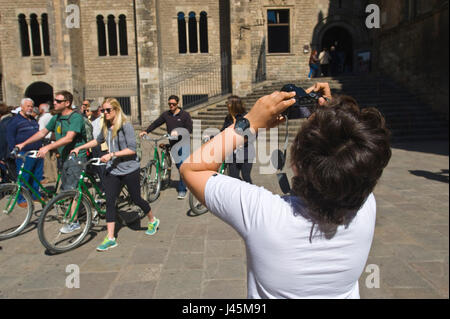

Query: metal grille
[162,57,231,110]
[115,96,131,115]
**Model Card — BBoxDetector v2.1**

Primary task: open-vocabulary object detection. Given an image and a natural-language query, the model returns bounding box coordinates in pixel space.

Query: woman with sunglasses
[71,98,159,251]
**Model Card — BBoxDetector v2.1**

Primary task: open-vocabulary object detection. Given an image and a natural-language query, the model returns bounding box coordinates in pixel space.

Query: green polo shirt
[46,111,87,161]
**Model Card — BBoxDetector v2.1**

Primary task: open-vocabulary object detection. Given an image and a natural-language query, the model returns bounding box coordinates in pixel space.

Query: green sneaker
[96,236,118,251]
[145,218,160,235]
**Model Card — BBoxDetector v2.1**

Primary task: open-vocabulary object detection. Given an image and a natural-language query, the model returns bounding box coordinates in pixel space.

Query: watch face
[235,118,250,135]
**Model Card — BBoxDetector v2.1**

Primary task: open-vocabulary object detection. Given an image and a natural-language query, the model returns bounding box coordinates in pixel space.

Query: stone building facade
[0,0,447,125]
[372,0,449,118]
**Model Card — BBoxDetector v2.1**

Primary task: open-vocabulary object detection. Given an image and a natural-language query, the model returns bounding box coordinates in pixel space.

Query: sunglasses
[168,103,178,106]
[101,108,113,114]
[54,99,66,104]
[82,103,89,106]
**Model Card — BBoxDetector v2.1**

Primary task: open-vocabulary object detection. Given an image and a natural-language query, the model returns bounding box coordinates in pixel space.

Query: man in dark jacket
[6,98,43,206]
[140,95,193,199]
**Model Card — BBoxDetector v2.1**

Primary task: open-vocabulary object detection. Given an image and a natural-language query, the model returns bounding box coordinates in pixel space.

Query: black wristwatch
[234,115,251,136]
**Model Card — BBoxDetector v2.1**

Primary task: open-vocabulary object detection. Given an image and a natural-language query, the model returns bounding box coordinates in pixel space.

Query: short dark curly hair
[290,95,391,240]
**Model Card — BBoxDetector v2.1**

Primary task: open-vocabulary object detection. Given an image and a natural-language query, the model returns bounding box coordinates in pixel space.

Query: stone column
[230,1,252,96]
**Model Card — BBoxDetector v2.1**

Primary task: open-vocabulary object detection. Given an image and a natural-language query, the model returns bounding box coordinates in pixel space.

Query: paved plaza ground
[0,138,448,299]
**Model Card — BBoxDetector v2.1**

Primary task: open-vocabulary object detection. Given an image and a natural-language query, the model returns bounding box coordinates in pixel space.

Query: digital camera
[280,84,322,119]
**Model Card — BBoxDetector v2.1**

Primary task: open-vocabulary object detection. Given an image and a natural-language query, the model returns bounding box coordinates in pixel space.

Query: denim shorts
[60,156,87,192]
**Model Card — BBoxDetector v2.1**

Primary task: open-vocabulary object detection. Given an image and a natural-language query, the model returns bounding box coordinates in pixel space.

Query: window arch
[41,13,51,56]
[188,12,198,53]
[107,15,118,56]
[118,15,128,55]
[97,15,107,56]
[199,11,208,53]
[18,14,31,56]
[177,12,187,54]
[30,14,42,56]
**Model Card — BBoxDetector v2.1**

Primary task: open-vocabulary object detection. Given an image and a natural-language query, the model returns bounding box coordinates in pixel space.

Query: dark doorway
[24,82,53,106]
[321,26,353,74]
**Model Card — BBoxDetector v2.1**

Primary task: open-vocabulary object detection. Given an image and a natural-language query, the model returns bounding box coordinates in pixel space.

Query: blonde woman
[71,98,159,251]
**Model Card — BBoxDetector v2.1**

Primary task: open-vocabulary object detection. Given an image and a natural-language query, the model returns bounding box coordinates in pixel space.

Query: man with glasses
[16,91,88,232]
[6,98,43,207]
[81,100,90,117]
[140,95,193,199]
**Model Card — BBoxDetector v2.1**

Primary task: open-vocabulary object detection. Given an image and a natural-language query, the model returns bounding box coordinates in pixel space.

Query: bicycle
[140,134,175,202]
[188,135,228,215]
[37,157,145,254]
[188,161,227,215]
[0,149,61,240]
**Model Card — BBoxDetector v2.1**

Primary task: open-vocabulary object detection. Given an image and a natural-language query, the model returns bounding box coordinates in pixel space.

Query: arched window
[107,15,118,56]
[18,14,31,56]
[188,12,198,53]
[30,14,42,56]
[41,13,51,56]
[199,11,208,53]
[177,12,187,54]
[118,15,128,55]
[97,15,107,56]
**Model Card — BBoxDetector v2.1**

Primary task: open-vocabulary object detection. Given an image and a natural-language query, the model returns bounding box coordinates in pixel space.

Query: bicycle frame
[4,158,61,214]
[63,171,105,223]
[151,142,169,178]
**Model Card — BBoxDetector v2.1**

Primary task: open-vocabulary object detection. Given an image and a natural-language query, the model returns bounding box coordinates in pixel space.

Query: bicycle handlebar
[142,133,177,143]
[67,155,106,169]
[10,148,39,160]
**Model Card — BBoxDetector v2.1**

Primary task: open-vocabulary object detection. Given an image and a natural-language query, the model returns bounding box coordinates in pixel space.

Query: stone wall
[0,0,75,105]
[373,0,449,118]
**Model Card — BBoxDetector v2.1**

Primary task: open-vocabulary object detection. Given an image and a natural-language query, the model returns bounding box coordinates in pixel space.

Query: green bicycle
[141,134,175,202]
[0,149,61,240]
[37,157,144,253]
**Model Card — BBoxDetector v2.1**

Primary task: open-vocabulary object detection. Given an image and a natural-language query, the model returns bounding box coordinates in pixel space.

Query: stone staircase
[148,75,449,143]
[191,75,449,143]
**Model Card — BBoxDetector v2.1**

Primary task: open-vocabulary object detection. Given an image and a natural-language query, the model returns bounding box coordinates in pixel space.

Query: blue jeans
[174,147,189,194]
[16,153,44,202]
[308,63,319,78]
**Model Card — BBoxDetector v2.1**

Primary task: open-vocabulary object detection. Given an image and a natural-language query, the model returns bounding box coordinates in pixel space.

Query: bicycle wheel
[143,161,161,203]
[161,153,172,189]
[37,190,92,253]
[0,183,34,240]
[189,191,209,215]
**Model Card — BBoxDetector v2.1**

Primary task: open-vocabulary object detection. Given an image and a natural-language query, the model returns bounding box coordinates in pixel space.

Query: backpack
[57,111,94,142]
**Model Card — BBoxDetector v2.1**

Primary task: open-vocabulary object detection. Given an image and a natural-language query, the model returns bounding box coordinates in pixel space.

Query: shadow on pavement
[409,169,449,183]
[391,140,449,156]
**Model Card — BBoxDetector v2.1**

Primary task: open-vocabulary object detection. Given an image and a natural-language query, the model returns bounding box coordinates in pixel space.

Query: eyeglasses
[54,99,66,104]
[101,108,113,114]
[168,103,177,106]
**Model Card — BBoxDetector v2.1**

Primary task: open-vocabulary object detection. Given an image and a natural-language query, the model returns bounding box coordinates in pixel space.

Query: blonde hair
[101,97,128,139]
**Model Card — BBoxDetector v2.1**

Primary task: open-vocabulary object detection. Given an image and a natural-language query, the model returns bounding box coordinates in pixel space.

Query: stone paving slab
[0,140,448,299]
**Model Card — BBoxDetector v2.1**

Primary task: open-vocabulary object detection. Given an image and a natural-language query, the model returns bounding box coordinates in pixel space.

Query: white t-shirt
[38,112,53,139]
[205,174,376,299]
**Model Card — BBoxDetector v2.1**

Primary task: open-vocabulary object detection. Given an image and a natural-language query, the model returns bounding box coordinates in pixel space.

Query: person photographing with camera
[180,83,391,298]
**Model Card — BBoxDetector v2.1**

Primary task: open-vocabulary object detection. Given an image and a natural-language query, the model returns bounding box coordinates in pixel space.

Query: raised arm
[180,90,296,205]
